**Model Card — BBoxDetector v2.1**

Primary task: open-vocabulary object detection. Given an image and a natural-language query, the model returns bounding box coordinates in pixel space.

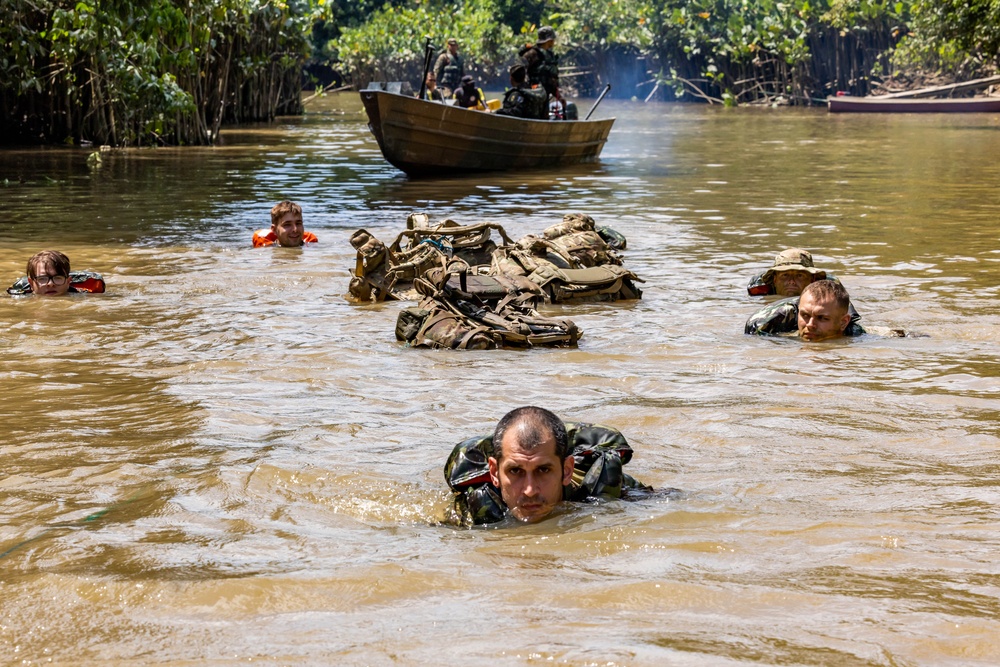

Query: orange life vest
[252,229,319,247]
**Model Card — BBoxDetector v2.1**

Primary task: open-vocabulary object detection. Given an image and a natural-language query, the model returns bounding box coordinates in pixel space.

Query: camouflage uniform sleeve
[563,422,651,501]
[433,54,448,82]
[744,297,800,335]
[444,434,508,526]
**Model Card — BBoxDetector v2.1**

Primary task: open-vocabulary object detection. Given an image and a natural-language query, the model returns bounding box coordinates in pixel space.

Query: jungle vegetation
[2,0,997,147]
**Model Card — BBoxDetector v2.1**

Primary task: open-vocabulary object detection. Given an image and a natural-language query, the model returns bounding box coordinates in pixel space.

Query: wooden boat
[359,85,615,176]
[828,95,1000,113]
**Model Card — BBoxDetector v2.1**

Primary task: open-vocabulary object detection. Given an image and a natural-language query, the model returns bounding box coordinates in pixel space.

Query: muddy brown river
[2,93,999,665]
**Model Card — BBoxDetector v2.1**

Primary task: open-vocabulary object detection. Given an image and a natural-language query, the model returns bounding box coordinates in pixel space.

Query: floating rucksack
[396,260,581,349]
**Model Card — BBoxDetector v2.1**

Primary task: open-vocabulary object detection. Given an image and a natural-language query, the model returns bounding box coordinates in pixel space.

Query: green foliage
[892,0,1000,74]
[0,0,318,146]
[332,0,514,85]
[547,0,655,50]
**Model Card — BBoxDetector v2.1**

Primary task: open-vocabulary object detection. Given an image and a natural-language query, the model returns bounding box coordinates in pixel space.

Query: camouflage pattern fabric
[349,220,512,302]
[350,213,642,306]
[398,261,581,349]
[494,86,548,120]
[394,219,513,267]
[433,51,464,92]
[744,296,865,337]
[348,228,449,302]
[491,244,643,303]
[519,45,559,97]
[444,422,652,526]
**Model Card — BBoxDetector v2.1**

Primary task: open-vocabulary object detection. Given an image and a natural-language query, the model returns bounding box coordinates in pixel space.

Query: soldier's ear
[488,456,500,487]
[562,455,574,486]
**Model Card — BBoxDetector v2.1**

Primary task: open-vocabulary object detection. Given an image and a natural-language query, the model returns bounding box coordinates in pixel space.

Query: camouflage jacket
[433,52,464,90]
[744,296,865,337]
[519,45,559,96]
[495,86,549,120]
[444,421,651,526]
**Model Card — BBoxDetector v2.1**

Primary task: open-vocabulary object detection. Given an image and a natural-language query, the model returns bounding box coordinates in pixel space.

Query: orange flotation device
[252,229,319,247]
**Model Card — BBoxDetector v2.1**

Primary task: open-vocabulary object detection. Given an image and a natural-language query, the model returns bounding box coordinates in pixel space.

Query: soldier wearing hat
[519,25,562,109]
[433,38,464,96]
[747,248,829,297]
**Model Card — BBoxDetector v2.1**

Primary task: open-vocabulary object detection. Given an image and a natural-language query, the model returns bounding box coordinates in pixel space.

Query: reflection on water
[1,93,999,663]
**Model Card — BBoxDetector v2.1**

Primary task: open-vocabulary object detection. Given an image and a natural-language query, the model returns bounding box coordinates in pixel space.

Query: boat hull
[360,89,614,176]
[828,96,1000,113]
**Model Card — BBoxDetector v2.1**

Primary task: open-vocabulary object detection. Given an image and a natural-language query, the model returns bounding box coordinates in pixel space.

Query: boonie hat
[447,38,458,46]
[537,26,556,42]
[762,248,827,283]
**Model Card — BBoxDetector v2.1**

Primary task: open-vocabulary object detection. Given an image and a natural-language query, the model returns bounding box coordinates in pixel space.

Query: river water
[2,93,999,665]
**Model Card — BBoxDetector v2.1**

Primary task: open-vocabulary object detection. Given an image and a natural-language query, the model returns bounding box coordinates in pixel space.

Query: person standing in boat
[433,38,464,97]
[453,75,487,110]
[519,26,563,114]
[494,64,548,119]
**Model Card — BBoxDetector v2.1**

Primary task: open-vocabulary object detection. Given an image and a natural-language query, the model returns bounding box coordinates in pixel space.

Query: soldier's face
[27,261,71,296]
[489,431,573,523]
[773,269,813,296]
[271,211,304,247]
[798,292,850,341]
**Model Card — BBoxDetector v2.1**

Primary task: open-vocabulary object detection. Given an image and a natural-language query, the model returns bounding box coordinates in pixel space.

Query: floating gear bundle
[396,260,580,349]
[348,212,644,349]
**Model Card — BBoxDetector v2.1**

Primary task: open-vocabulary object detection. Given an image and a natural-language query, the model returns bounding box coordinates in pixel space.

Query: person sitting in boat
[494,63,548,120]
[444,406,656,526]
[453,75,486,110]
[421,72,444,102]
[520,26,562,112]
[253,200,318,248]
[7,250,106,296]
[747,248,831,296]
[745,279,865,340]
[433,38,464,97]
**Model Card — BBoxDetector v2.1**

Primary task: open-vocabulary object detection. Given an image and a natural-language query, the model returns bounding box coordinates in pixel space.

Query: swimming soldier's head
[269,200,305,247]
[488,406,574,523]
[798,280,852,342]
[26,250,72,296]
[762,248,827,297]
